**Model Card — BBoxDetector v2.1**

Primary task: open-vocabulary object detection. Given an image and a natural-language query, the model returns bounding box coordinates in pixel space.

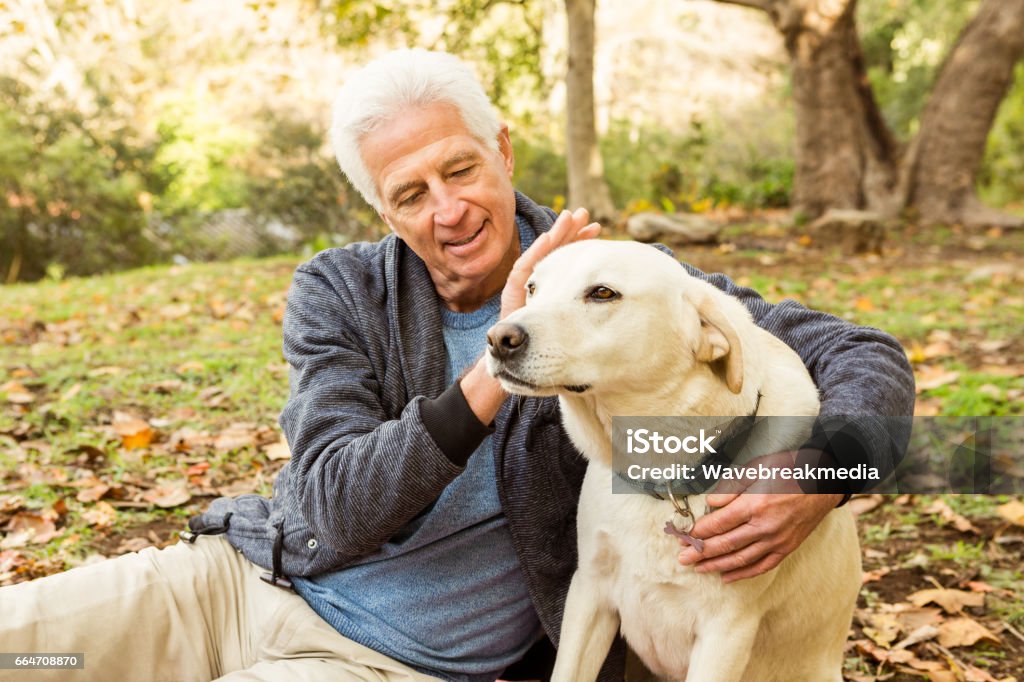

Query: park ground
[1,219,1023,681]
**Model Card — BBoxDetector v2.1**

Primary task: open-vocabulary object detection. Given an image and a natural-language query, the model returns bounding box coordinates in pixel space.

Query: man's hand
[462,208,600,426]
[677,483,842,583]
[500,207,600,319]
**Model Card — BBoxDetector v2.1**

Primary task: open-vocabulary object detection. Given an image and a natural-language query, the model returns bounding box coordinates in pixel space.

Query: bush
[0,78,158,282]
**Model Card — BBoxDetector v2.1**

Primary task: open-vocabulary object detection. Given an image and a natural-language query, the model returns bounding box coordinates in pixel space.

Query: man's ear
[497,124,514,178]
[378,210,396,233]
[694,295,744,394]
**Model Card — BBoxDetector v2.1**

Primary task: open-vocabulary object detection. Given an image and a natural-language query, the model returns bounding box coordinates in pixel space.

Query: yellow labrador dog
[486,240,860,682]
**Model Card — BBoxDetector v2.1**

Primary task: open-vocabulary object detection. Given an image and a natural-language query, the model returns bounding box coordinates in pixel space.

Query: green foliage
[0,77,158,282]
[600,117,794,213]
[980,62,1024,207]
[511,134,568,210]
[151,95,255,216]
[858,0,980,139]
[857,0,1024,204]
[245,109,378,245]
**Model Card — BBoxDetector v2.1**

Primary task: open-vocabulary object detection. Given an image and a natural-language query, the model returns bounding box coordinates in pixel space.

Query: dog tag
[664,520,705,553]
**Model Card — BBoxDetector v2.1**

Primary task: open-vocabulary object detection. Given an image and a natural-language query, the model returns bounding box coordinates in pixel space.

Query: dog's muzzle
[486,321,528,361]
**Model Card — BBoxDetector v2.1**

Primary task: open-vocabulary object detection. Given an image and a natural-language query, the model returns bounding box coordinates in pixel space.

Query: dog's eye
[586,286,620,302]
[526,282,536,296]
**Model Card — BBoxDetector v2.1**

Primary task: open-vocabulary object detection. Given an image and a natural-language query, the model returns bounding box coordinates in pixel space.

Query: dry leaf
[996,500,1024,526]
[864,612,903,647]
[916,366,961,392]
[923,499,979,534]
[2,510,59,547]
[863,567,892,584]
[928,672,958,682]
[60,383,82,402]
[87,365,124,377]
[854,639,916,664]
[264,438,291,461]
[854,297,876,312]
[908,588,984,615]
[81,501,117,528]
[76,484,111,503]
[894,624,940,650]
[937,618,1000,648]
[848,494,884,516]
[214,425,258,452]
[143,483,191,509]
[894,606,944,633]
[175,360,205,374]
[1,380,35,404]
[114,418,154,450]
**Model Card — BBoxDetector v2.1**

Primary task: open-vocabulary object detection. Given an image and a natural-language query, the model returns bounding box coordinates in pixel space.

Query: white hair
[330,49,502,211]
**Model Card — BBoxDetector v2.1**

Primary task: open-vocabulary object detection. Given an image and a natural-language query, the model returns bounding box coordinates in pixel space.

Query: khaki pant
[0,536,440,682]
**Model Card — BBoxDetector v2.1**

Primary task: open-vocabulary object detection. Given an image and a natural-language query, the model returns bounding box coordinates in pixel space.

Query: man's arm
[673,262,915,581]
[282,209,600,561]
[279,262,474,560]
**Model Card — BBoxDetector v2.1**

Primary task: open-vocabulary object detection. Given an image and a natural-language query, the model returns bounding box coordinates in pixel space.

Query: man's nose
[487,322,529,360]
[432,186,468,227]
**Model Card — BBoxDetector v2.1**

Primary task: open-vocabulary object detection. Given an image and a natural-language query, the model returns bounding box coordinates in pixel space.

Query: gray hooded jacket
[189,192,914,681]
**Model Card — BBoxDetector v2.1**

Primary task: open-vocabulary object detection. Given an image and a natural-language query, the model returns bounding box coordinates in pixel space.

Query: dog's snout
[486,322,529,360]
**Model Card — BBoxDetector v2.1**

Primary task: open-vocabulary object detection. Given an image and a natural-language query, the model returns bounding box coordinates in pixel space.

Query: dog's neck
[559,367,762,469]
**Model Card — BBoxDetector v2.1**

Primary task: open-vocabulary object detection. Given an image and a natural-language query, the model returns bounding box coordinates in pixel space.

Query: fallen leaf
[175,361,205,374]
[2,510,59,547]
[264,438,291,461]
[928,672,958,682]
[214,425,257,452]
[916,366,960,392]
[962,581,994,593]
[923,499,979,534]
[60,383,82,402]
[142,483,191,508]
[81,501,117,528]
[937,618,1000,648]
[908,588,984,615]
[854,639,916,664]
[76,484,111,503]
[894,606,944,633]
[996,500,1024,526]
[113,418,155,450]
[894,624,940,649]
[0,495,26,513]
[855,297,876,312]
[1,380,35,403]
[863,567,892,584]
[864,612,903,647]
[87,365,124,377]
[848,494,884,516]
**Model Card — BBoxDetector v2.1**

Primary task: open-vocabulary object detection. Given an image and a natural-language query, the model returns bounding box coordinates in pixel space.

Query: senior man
[1,49,914,682]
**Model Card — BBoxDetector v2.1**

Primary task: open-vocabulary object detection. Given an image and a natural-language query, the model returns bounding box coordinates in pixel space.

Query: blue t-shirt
[292,220,541,682]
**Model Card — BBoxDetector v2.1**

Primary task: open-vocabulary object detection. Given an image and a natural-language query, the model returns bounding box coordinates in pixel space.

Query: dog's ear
[694,296,744,394]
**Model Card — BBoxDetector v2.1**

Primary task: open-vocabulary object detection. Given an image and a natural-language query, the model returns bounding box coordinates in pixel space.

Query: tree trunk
[565,0,616,222]
[907,0,1024,226]
[782,0,899,217]
[716,0,1024,227]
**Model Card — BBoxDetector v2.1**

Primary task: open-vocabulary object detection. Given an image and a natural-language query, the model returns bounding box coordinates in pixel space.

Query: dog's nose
[487,322,528,360]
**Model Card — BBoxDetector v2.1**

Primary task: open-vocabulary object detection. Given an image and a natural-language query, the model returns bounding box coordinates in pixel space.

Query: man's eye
[399,191,424,207]
[586,286,620,301]
[452,166,474,177]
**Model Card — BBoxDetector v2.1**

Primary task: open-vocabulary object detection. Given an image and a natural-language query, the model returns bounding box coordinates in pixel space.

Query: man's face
[361,102,519,311]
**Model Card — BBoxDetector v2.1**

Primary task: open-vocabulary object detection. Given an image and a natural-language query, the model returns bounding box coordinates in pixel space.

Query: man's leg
[2,535,448,682]
[0,535,257,681]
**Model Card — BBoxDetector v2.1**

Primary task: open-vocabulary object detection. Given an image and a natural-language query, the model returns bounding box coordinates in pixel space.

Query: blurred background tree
[1,0,1021,283]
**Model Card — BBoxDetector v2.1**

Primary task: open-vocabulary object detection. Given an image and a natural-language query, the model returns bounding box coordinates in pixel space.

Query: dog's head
[485,240,744,399]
